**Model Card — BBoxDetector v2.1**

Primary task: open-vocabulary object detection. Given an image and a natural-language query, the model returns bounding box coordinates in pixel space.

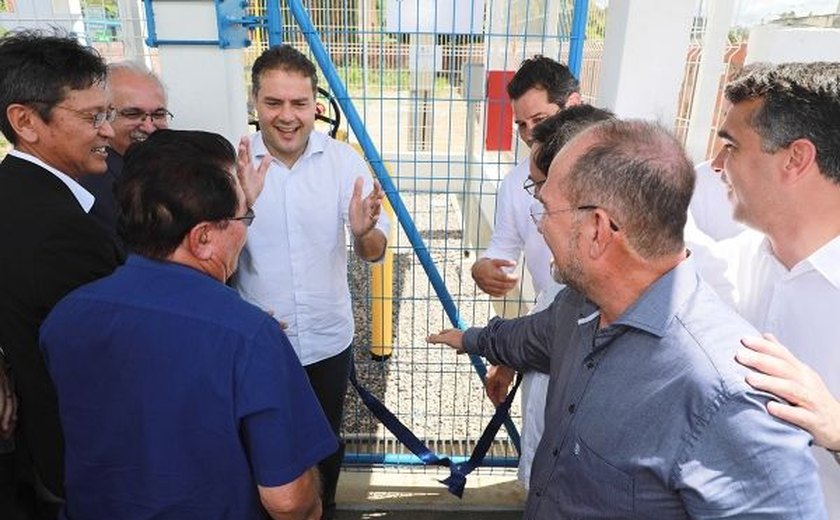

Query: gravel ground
[343,192,526,463]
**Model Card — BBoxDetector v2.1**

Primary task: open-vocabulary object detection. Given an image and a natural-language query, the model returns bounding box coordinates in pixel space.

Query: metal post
[285,0,520,451]
[568,0,589,77]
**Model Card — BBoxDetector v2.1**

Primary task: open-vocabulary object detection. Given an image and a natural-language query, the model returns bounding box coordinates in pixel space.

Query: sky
[732,0,837,26]
[590,1,839,27]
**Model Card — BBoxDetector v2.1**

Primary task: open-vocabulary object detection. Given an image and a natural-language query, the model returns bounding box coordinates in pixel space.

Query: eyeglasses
[523,177,546,197]
[529,203,620,231]
[54,105,117,129]
[117,108,174,125]
[229,207,255,227]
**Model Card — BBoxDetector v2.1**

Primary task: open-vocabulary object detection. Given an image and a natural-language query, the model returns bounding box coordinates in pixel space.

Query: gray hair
[561,119,695,258]
[107,60,168,102]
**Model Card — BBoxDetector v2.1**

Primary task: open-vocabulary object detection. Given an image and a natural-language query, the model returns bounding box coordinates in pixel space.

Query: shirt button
[574,442,581,456]
[568,404,576,414]
[552,448,559,457]
[586,361,595,369]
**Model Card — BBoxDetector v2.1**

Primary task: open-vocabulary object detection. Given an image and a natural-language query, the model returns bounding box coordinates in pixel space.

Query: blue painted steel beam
[284,0,520,452]
[568,0,589,77]
[142,0,256,49]
[266,0,283,47]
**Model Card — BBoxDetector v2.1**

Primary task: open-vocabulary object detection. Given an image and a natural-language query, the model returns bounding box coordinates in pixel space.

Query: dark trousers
[0,446,61,520]
[304,346,352,520]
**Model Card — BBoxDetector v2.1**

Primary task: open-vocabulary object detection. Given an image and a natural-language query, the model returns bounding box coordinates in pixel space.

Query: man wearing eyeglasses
[469,56,581,489]
[80,61,172,238]
[40,129,336,520]
[430,120,827,518]
[0,30,124,518]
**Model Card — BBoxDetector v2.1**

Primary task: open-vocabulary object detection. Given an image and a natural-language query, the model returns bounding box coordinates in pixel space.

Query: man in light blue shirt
[429,119,825,518]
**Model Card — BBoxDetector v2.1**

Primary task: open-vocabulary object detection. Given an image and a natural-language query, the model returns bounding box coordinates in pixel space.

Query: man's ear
[187,222,215,260]
[6,104,39,145]
[782,138,818,184]
[588,209,616,258]
[564,92,583,109]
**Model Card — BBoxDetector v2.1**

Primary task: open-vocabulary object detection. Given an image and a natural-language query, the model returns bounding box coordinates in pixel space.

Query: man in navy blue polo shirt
[40,129,337,520]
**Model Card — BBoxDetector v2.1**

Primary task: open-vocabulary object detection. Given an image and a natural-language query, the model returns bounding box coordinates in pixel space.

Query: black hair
[116,130,238,259]
[251,44,318,96]
[0,29,107,144]
[531,105,615,175]
[506,55,579,105]
[725,62,840,185]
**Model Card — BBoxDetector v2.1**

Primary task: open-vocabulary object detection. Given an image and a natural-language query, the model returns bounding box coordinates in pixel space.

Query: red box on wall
[485,70,516,151]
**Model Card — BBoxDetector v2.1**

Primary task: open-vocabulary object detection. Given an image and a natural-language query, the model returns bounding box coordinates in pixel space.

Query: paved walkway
[335,469,525,519]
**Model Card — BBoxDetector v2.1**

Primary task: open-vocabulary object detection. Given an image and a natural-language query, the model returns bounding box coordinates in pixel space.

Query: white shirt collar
[799,235,840,289]
[8,149,95,213]
[762,233,840,290]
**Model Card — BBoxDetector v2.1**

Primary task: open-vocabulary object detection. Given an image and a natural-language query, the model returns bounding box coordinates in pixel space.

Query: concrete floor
[335,469,525,519]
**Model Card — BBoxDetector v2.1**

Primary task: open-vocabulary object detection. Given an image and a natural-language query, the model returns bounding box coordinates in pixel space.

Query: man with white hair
[80,61,172,236]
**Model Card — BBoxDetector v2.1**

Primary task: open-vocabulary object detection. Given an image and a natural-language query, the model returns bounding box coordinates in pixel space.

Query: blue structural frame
[143,0,257,48]
[568,0,589,76]
[142,0,590,470]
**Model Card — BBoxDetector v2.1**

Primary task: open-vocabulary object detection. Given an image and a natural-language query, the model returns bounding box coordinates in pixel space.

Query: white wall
[596,0,696,124]
[153,1,249,145]
[746,25,840,64]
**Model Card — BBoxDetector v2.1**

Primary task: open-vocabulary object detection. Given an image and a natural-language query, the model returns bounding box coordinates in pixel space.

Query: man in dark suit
[0,30,123,519]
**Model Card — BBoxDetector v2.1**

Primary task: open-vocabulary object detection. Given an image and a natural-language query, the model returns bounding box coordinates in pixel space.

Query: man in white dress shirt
[469,56,581,487]
[698,61,840,516]
[231,44,388,520]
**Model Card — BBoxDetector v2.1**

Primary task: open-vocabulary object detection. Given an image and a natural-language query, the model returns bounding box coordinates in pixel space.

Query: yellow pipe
[370,199,395,360]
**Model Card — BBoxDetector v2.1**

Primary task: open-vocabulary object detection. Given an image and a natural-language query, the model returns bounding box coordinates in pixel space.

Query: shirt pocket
[548,435,635,517]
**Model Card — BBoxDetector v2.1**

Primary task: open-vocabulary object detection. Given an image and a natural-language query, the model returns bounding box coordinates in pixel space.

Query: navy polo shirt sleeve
[236,317,338,487]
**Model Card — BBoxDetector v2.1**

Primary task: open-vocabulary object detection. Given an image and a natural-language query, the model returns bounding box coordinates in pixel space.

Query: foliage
[81,0,118,19]
[587,4,608,39]
[728,26,749,44]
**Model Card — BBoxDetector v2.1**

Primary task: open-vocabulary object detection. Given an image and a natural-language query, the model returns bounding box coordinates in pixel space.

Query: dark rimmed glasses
[523,177,546,196]
[230,207,256,227]
[117,107,174,125]
[54,105,117,129]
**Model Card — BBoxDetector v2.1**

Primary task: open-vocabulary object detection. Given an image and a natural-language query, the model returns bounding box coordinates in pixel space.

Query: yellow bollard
[370,198,395,360]
[346,136,395,361]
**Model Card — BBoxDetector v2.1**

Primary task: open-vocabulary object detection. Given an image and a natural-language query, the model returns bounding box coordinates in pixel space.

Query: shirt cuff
[462,327,484,355]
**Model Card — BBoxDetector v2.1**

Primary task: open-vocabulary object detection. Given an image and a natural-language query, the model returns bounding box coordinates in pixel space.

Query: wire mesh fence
[0,0,754,477]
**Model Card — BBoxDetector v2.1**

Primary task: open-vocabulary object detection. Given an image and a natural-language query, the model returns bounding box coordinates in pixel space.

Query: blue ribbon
[348,361,523,498]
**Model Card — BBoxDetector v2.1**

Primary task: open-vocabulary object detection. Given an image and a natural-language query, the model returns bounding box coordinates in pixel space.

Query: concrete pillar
[684,0,735,163]
[485,0,514,70]
[151,1,249,145]
[116,0,146,64]
[520,1,563,62]
[596,0,695,123]
[746,25,840,64]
